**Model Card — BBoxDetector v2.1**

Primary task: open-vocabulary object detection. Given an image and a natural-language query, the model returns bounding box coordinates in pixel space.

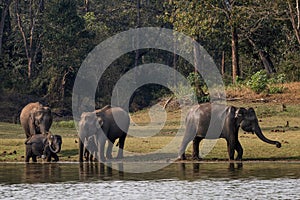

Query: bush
[268,73,286,84]
[247,70,287,94]
[268,86,285,94]
[247,70,268,93]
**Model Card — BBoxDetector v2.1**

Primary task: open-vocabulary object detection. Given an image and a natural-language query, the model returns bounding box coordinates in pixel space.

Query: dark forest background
[1,0,299,118]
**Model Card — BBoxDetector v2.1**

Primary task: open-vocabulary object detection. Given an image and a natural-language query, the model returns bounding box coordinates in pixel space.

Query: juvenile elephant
[25,133,62,162]
[178,103,281,161]
[79,105,130,162]
[20,102,53,138]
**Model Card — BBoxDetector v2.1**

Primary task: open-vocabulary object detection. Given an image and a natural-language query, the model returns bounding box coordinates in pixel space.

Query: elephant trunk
[39,124,47,135]
[254,126,281,148]
[49,143,61,154]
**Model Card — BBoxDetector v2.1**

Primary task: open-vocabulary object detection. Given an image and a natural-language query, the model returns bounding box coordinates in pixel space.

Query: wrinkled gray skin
[79,105,130,162]
[178,103,281,161]
[20,102,53,138]
[25,133,62,162]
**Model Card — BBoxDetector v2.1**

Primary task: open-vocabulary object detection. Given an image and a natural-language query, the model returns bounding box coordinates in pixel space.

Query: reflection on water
[0,162,299,199]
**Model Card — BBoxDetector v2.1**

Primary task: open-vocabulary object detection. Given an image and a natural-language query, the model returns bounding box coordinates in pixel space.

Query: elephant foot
[235,157,242,161]
[115,155,123,160]
[175,154,187,161]
[192,156,202,161]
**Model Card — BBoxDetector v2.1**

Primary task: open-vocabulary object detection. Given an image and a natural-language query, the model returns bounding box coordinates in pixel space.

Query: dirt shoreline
[1,159,299,164]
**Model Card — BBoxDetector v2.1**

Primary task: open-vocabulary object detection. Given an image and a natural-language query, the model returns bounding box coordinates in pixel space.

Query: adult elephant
[25,132,62,162]
[78,105,130,162]
[20,102,53,138]
[178,103,281,161]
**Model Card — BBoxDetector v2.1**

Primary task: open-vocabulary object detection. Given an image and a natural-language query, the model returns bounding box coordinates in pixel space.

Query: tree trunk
[221,51,225,77]
[258,50,276,74]
[84,0,89,12]
[288,0,300,45]
[231,26,240,83]
[0,0,12,57]
[248,38,276,74]
[60,67,74,108]
[173,36,177,83]
[134,0,141,79]
[193,38,205,99]
[15,0,43,79]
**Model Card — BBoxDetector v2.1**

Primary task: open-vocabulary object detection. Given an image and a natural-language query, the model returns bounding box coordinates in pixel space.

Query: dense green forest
[0,0,300,113]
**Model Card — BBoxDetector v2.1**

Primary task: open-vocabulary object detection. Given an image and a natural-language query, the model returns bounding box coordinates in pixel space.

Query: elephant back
[20,102,53,138]
[99,107,130,139]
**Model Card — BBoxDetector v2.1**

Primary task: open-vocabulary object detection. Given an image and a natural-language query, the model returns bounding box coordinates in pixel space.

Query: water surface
[0,162,299,199]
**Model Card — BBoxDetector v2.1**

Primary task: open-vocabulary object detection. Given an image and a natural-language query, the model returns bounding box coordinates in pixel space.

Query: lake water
[0,162,299,199]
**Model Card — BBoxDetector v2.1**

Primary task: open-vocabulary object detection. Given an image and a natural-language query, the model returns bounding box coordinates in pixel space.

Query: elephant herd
[20,102,281,163]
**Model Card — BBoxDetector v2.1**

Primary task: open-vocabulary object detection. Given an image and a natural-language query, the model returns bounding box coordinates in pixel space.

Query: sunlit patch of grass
[52,120,75,128]
[0,139,25,161]
[0,122,24,139]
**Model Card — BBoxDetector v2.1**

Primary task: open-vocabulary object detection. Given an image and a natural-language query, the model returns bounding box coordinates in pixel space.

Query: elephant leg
[192,137,202,160]
[52,153,59,162]
[79,139,84,162]
[25,154,30,162]
[226,137,236,161]
[116,135,126,159]
[235,140,243,161]
[32,155,37,162]
[25,146,31,162]
[178,130,197,160]
[47,155,52,162]
[98,136,106,162]
[106,139,115,160]
[90,153,94,162]
[84,147,89,162]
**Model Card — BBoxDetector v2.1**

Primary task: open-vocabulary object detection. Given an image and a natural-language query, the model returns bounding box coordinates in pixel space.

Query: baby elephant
[25,133,62,162]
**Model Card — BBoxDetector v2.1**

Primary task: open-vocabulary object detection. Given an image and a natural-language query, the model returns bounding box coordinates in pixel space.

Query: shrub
[268,86,285,94]
[247,71,287,94]
[247,70,268,93]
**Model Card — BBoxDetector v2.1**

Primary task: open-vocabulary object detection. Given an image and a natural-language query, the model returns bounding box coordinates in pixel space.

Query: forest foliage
[0,0,300,112]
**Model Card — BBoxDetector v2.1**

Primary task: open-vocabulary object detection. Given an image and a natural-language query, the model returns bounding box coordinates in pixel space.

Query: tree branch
[287,0,300,45]
[297,0,300,29]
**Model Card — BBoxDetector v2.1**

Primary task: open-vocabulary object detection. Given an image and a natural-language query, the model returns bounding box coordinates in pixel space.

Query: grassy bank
[0,101,299,162]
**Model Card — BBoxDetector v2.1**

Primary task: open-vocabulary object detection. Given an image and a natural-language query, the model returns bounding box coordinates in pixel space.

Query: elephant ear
[240,108,257,132]
[245,107,257,121]
[97,117,104,129]
[234,107,247,119]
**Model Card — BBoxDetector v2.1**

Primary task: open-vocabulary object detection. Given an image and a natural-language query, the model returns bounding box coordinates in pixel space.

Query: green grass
[0,103,299,162]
